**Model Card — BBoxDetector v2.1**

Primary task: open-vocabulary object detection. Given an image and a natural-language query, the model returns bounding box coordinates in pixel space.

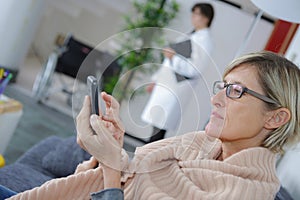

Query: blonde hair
[223,51,300,153]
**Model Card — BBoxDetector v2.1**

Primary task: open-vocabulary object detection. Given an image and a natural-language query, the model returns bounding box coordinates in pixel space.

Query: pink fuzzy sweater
[9,132,280,200]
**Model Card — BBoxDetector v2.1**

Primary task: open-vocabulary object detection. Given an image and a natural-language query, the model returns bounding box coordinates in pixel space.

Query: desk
[0,95,23,154]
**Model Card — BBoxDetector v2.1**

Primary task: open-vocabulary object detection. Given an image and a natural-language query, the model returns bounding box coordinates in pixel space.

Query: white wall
[28,0,274,138]
[32,0,132,61]
[32,0,274,70]
[0,0,46,70]
[167,0,274,72]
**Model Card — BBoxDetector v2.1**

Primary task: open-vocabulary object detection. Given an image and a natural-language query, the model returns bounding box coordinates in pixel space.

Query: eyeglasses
[213,81,279,105]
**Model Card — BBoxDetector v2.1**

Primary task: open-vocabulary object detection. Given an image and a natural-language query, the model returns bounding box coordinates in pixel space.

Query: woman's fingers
[75,156,99,174]
[89,115,122,169]
[90,115,120,146]
[100,92,124,133]
[76,96,93,138]
[76,137,87,151]
[75,96,123,171]
[102,115,125,132]
[89,156,99,167]
[101,92,120,111]
[101,92,111,109]
[163,47,175,59]
[76,95,96,151]
[77,96,91,119]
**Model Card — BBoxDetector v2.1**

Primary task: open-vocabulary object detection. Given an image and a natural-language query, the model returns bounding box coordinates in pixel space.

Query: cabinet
[0,95,23,154]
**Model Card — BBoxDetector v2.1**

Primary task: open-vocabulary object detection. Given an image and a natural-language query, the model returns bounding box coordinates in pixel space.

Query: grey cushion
[0,136,90,193]
[0,163,53,193]
[42,136,91,177]
[16,136,63,177]
[275,186,294,200]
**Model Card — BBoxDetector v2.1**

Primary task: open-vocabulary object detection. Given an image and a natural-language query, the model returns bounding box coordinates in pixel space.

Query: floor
[3,84,76,165]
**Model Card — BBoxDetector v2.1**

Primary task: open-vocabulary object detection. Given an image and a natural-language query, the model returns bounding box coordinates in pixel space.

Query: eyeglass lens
[213,81,224,94]
[227,84,243,98]
[213,82,243,98]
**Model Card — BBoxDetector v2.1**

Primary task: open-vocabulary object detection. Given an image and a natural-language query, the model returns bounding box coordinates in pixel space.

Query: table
[0,95,23,154]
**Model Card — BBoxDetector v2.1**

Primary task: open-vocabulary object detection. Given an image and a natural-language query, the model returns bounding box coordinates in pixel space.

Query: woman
[7,51,300,199]
[141,3,214,142]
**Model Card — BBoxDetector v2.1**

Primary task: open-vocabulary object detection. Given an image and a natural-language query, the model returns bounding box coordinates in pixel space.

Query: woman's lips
[211,111,224,119]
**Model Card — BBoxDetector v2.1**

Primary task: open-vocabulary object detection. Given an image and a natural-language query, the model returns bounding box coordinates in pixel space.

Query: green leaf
[105,0,180,100]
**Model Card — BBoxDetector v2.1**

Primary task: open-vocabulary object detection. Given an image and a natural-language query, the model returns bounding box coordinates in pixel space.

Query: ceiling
[217,0,276,22]
[48,0,277,22]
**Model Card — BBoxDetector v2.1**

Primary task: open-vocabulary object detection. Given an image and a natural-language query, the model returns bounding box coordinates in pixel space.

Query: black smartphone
[87,76,99,115]
[87,76,106,116]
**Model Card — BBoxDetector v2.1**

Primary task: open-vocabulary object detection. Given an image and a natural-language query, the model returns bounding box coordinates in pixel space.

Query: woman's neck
[194,25,208,31]
[219,131,268,160]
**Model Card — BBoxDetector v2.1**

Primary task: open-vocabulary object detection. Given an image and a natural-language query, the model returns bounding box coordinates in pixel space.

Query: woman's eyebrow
[223,79,243,85]
[223,78,244,85]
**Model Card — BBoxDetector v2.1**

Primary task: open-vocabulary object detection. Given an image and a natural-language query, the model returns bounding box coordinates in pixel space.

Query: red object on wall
[265,20,299,54]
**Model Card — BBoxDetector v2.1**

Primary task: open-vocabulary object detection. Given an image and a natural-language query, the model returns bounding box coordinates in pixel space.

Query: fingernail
[90,114,97,120]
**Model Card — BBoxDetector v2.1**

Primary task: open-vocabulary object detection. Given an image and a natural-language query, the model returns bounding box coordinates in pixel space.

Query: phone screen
[87,76,106,115]
[87,76,99,115]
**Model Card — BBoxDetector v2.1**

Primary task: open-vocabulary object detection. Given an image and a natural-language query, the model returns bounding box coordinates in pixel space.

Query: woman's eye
[233,89,240,94]
[230,85,242,95]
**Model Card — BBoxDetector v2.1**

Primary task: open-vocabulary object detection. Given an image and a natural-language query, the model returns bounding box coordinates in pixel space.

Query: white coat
[141,28,214,130]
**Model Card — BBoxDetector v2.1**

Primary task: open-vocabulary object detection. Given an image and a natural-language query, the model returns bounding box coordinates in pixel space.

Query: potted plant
[103,0,179,101]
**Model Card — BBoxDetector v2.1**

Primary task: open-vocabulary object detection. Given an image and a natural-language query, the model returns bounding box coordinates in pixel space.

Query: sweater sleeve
[171,55,198,78]
[8,168,104,200]
[8,148,130,200]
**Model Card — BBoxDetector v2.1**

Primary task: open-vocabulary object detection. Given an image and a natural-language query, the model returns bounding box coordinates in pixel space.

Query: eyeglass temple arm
[245,89,278,104]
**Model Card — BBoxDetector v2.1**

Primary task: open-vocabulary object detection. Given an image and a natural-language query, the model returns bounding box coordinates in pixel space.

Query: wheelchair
[32,33,120,107]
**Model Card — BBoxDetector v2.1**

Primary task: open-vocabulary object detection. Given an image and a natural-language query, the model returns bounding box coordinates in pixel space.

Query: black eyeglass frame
[213,81,279,105]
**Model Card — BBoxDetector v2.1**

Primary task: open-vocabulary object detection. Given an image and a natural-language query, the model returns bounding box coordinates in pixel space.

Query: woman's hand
[163,47,175,59]
[146,83,155,93]
[100,92,125,148]
[76,93,125,171]
[74,156,98,174]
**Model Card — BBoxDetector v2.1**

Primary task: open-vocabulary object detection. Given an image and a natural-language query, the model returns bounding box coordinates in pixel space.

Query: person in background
[141,3,214,142]
[6,51,300,200]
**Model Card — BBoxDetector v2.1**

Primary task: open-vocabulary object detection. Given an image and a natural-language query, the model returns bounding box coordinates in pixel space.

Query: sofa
[276,147,300,200]
[0,136,90,193]
[0,135,293,199]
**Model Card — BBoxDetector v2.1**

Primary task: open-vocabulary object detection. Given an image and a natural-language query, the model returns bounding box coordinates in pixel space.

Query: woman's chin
[205,122,222,138]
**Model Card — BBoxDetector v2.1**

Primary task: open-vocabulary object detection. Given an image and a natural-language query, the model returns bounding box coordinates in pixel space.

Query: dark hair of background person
[191,3,214,27]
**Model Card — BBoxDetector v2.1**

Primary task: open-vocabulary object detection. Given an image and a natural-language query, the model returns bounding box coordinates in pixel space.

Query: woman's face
[205,65,269,142]
[191,8,207,30]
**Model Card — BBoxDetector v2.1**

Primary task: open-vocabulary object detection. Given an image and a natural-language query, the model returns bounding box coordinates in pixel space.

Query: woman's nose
[211,89,226,108]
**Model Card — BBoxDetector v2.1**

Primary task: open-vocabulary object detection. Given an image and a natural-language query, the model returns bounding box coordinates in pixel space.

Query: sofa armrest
[41,136,91,177]
[16,136,63,176]
[0,163,53,193]
[0,136,91,193]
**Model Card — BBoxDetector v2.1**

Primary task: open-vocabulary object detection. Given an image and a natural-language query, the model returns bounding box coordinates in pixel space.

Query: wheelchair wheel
[32,53,58,103]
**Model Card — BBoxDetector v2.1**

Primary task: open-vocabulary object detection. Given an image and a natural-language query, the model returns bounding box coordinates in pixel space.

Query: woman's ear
[264,108,291,130]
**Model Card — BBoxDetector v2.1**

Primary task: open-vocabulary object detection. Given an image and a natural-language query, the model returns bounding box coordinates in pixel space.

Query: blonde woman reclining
[6,51,300,200]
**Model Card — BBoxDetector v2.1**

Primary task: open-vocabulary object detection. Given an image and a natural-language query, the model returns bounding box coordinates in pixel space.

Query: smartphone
[87,76,100,115]
[87,76,106,116]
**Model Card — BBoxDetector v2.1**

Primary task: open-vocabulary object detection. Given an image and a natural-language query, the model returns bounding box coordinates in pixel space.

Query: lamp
[251,0,300,24]
[235,0,300,57]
